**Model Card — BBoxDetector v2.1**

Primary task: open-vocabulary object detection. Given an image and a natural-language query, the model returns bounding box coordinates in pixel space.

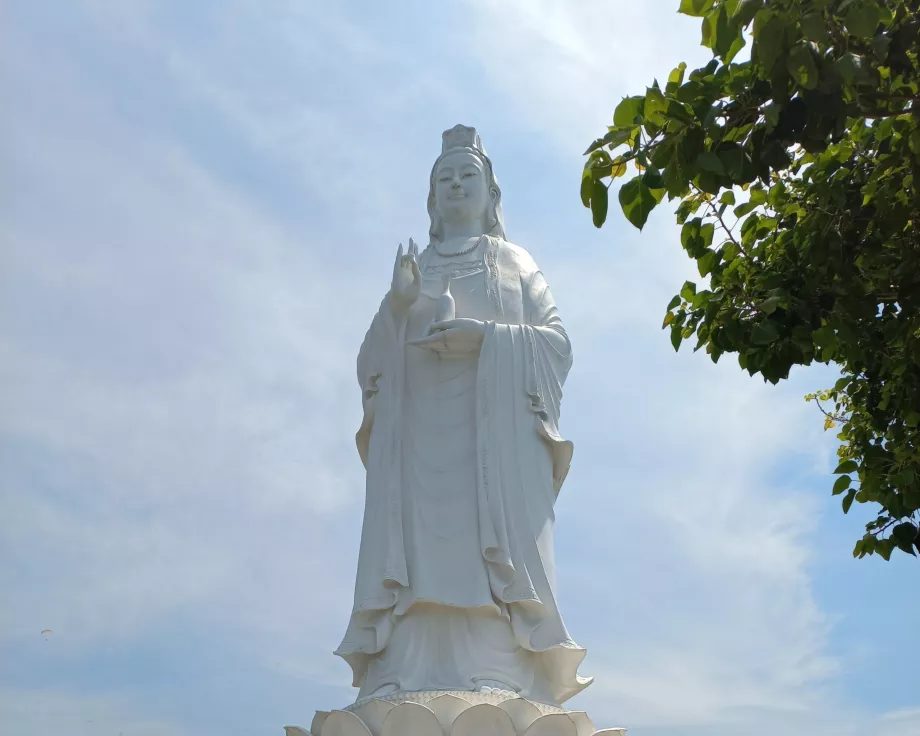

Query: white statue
[335,125,591,708]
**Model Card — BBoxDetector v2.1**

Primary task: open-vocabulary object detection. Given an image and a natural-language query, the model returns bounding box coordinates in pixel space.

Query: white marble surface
[334,125,591,707]
[285,691,626,736]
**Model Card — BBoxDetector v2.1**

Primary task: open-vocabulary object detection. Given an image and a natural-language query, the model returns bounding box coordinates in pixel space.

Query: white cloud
[1,11,363,662]
[463,0,714,151]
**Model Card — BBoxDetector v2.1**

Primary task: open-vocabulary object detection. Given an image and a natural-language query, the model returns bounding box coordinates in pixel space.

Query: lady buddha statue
[335,125,591,707]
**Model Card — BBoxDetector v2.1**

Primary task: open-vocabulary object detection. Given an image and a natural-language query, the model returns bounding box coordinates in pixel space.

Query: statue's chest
[416,264,491,324]
[415,245,525,325]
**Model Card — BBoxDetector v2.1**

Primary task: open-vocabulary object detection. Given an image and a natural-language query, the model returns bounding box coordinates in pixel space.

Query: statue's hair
[427,147,506,245]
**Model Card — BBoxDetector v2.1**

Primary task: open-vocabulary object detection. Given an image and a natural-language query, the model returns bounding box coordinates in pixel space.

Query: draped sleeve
[472,250,589,704]
[355,297,399,467]
[523,269,574,493]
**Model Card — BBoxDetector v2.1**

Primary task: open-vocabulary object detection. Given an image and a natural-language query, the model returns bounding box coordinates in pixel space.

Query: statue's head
[428,125,506,244]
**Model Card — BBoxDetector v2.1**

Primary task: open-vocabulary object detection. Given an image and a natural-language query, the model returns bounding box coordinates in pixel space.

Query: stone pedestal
[284,690,625,736]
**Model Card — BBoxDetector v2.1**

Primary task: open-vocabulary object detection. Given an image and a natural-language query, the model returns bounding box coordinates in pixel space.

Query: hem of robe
[334,597,592,705]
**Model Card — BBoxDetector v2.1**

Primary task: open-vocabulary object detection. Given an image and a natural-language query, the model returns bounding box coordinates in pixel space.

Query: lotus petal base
[284,691,625,736]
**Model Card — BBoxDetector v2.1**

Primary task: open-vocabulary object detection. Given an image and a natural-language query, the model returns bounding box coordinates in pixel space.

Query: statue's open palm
[390,238,421,310]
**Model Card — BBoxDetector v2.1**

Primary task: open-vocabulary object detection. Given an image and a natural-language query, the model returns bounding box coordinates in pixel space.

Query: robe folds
[335,237,591,705]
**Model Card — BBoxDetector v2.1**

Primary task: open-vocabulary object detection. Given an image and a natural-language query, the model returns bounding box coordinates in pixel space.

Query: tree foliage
[582,0,920,559]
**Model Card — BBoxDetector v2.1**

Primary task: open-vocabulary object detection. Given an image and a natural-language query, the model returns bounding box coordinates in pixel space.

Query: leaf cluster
[583,0,920,558]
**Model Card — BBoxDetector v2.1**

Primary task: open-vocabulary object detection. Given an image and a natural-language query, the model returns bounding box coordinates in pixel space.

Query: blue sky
[1,2,918,735]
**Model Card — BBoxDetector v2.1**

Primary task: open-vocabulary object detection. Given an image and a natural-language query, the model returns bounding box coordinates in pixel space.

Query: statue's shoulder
[492,238,540,277]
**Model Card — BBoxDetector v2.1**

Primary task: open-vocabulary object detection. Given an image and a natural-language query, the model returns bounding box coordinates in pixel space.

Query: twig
[695,184,749,257]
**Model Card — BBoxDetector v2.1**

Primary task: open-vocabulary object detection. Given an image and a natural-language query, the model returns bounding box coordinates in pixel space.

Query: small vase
[434,274,455,324]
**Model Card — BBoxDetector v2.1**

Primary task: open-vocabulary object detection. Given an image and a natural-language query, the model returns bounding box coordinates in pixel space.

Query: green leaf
[583,127,633,155]
[877,538,893,561]
[643,168,666,199]
[580,168,594,208]
[680,280,697,301]
[893,467,916,485]
[696,151,725,175]
[749,187,768,205]
[758,295,782,314]
[734,201,757,217]
[837,52,870,85]
[667,62,687,89]
[812,325,837,349]
[667,294,682,311]
[663,100,696,125]
[724,27,747,64]
[871,34,890,60]
[832,475,852,495]
[834,376,852,391]
[618,175,659,230]
[751,320,780,345]
[842,488,857,513]
[720,190,736,206]
[908,129,920,155]
[761,140,792,170]
[644,86,668,127]
[701,13,714,48]
[732,0,763,27]
[834,460,859,474]
[670,323,684,351]
[591,179,609,228]
[697,249,718,276]
[696,170,722,194]
[787,43,819,89]
[763,101,780,131]
[681,218,702,251]
[719,146,745,180]
[800,12,828,41]
[846,2,881,38]
[756,15,788,72]
[700,222,714,247]
[678,0,715,16]
[613,96,645,127]
[892,522,917,545]
[712,5,736,58]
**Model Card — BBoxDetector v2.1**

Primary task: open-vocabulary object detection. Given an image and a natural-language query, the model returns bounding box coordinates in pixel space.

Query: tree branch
[697,185,749,257]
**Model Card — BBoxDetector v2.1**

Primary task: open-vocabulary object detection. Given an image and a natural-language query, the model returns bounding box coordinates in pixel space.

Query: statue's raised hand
[389,239,421,313]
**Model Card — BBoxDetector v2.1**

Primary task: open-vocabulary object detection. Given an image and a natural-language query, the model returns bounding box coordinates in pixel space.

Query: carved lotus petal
[450,703,516,736]
[567,712,596,736]
[351,699,395,736]
[497,698,542,733]
[427,694,471,730]
[312,711,330,736]
[381,701,443,736]
[297,692,625,736]
[522,713,577,736]
[322,710,372,736]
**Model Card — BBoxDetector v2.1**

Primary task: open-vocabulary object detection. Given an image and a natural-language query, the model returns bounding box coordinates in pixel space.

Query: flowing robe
[335,237,590,705]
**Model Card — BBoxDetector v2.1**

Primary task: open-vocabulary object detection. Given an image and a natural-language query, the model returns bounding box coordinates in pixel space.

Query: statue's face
[434,150,491,226]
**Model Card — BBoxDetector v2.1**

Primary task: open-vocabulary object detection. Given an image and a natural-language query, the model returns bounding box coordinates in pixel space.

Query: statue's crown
[441,124,485,155]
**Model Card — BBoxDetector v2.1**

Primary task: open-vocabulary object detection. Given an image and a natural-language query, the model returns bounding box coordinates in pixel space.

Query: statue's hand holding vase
[407,317,486,354]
